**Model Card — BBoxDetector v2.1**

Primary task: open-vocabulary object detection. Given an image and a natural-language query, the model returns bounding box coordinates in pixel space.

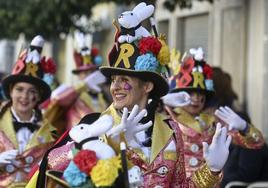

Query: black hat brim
[72,65,97,75]
[100,66,169,97]
[170,87,215,100]
[2,74,51,103]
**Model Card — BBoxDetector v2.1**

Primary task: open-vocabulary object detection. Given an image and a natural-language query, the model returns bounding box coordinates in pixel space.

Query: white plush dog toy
[69,115,116,160]
[118,2,154,43]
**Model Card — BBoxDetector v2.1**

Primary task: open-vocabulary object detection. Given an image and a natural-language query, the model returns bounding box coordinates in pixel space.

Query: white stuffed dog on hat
[68,115,116,160]
[118,2,154,43]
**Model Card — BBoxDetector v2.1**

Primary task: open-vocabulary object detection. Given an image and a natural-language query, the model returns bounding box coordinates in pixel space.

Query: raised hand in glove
[162,91,191,107]
[203,123,232,172]
[84,70,106,93]
[215,106,247,131]
[0,149,18,165]
[107,105,152,145]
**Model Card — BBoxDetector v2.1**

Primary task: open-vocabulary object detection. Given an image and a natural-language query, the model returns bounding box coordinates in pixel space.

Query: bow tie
[13,122,39,133]
[120,24,141,37]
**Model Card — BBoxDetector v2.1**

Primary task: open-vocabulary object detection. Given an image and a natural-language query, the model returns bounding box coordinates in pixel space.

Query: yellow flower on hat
[157,34,170,65]
[169,48,181,75]
[90,157,120,187]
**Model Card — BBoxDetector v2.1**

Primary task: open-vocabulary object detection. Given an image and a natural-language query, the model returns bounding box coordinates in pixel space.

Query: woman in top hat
[0,35,56,187]
[42,32,109,134]
[162,47,264,178]
[96,2,232,187]
[29,3,230,188]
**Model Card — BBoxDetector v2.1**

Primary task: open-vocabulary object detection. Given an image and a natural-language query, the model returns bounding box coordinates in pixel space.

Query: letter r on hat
[114,43,134,68]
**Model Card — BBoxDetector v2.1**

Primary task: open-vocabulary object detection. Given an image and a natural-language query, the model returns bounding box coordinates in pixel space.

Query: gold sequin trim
[192,164,221,188]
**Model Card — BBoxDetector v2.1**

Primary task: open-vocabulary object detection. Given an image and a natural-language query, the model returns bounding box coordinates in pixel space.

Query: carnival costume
[98,3,230,187]
[43,33,107,134]
[102,105,221,187]
[163,47,264,178]
[29,3,231,188]
[0,35,56,187]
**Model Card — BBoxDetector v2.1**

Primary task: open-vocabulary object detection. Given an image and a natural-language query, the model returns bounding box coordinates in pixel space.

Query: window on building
[176,14,209,57]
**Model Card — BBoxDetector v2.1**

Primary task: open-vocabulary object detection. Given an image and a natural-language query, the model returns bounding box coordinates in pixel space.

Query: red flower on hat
[73,150,97,174]
[203,64,213,79]
[139,36,162,56]
[91,48,99,57]
[41,57,56,74]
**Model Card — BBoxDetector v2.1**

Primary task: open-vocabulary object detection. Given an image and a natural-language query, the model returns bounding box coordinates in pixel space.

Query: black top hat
[169,47,215,99]
[2,35,56,103]
[100,33,170,97]
[100,2,171,97]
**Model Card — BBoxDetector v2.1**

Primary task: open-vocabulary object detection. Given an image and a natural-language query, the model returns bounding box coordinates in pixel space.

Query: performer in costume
[162,47,264,178]
[98,2,231,187]
[206,67,268,187]
[43,32,108,134]
[0,35,56,187]
[29,3,231,188]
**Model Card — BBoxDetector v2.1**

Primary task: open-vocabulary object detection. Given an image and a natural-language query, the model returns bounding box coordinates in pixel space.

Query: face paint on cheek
[124,82,132,91]
[32,94,40,103]
[32,96,37,103]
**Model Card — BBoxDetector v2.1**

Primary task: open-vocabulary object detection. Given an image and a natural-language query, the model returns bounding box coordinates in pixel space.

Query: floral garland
[91,47,103,66]
[203,64,213,79]
[203,64,214,91]
[40,57,56,74]
[134,35,170,75]
[63,149,121,188]
[40,57,57,86]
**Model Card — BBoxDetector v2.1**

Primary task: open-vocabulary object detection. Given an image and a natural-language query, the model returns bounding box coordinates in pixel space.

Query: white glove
[84,70,106,93]
[51,84,70,100]
[215,106,247,131]
[0,149,18,165]
[161,92,191,107]
[107,105,153,144]
[203,123,232,172]
[16,128,33,154]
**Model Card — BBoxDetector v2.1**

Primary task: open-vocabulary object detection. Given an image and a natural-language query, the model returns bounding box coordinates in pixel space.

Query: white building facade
[155,0,268,138]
